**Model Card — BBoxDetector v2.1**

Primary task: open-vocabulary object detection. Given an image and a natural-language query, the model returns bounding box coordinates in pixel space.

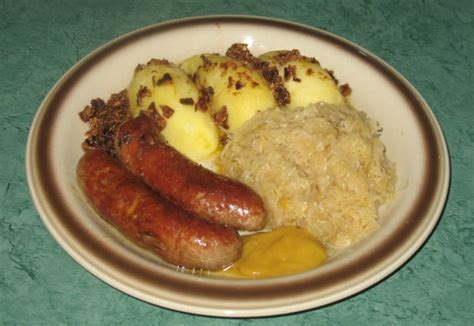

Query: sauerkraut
[219,103,396,252]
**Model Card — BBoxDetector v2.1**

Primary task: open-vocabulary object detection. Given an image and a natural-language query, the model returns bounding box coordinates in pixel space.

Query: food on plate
[217,226,326,278]
[259,50,348,109]
[77,149,242,270]
[78,43,396,276]
[128,59,219,161]
[180,54,276,132]
[219,103,396,252]
[225,43,290,108]
[115,113,267,231]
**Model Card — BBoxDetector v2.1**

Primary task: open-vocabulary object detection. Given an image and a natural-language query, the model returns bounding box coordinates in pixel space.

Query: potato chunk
[128,59,219,161]
[180,54,276,132]
[259,51,346,109]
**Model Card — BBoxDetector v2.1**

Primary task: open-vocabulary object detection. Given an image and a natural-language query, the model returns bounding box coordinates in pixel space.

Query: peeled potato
[259,51,346,109]
[128,59,219,161]
[180,54,205,77]
[180,54,276,132]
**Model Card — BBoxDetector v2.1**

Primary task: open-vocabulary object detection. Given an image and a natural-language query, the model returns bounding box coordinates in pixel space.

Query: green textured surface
[1,0,473,324]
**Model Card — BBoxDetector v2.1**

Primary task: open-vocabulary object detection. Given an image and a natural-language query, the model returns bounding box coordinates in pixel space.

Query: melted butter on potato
[259,51,346,109]
[180,54,276,132]
[216,226,326,278]
[128,59,219,161]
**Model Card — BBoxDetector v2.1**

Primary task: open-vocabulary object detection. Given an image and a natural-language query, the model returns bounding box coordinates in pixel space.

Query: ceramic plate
[26,16,450,317]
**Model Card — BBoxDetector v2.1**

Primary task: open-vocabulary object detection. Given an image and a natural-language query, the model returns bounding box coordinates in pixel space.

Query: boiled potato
[259,51,346,109]
[179,54,205,77]
[128,59,219,161]
[180,54,276,132]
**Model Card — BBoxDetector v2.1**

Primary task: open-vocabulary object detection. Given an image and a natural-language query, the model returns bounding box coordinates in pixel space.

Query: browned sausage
[77,149,242,270]
[115,115,267,231]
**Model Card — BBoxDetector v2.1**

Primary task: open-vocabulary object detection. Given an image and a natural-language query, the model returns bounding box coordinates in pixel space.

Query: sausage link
[115,115,267,231]
[77,150,242,270]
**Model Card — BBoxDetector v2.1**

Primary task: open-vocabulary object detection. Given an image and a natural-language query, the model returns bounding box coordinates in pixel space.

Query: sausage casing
[77,149,242,270]
[115,115,267,231]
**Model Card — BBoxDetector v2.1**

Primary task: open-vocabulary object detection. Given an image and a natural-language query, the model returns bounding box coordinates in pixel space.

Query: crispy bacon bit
[269,76,291,105]
[274,87,291,106]
[283,67,290,81]
[306,68,313,75]
[213,106,229,130]
[339,83,352,97]
[284,65,301,82]
[179,97,195,105]
[89,98,105,110]
[156,73,172,86]
[147,58,171,66]
[226,43,262,68]
[137,85,151,105]
[145,102,166,131]
[307,56,320,65]
[79,90,131,156]
[271,50,301,65]
[227,76,234,88]
[160,105,175,118]
[235,80,245,90]
[195,86,214,112]
[284,65,295,81]
[270,49,320,66]
[325,69,339,84]
[134,64,144,74]
[201,55,214,70]
[262,66,291,106]
[261,66,279,82]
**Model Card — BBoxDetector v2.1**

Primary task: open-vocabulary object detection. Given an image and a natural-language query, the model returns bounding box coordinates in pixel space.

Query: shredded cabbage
[219,103,396,252]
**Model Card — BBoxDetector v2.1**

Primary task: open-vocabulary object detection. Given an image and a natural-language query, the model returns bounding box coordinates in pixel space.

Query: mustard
[217,226,326,278]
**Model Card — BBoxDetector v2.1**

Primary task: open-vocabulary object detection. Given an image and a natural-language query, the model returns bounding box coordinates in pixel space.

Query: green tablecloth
[1,0,472,324]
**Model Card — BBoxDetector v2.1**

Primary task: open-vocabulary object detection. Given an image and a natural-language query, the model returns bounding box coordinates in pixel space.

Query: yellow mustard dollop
[217,226,326,278]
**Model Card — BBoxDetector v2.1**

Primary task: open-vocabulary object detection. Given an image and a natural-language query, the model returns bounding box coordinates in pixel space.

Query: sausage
[115,114,267,231]
[77,149,242,270]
